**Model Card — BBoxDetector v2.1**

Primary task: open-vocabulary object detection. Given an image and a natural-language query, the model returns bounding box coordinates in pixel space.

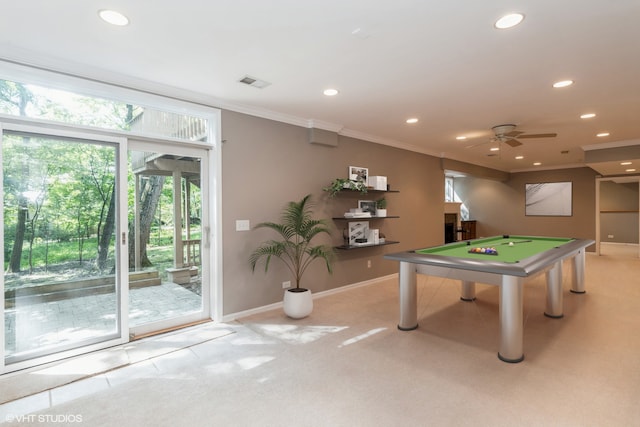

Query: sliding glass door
[127,141,210,337]
[2,127,124,367]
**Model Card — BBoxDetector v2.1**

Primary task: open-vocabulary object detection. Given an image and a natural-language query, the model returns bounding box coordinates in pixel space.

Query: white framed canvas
[525,182,572,216]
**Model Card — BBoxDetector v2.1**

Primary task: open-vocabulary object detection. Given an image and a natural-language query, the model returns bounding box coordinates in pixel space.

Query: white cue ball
[508,242,514,246]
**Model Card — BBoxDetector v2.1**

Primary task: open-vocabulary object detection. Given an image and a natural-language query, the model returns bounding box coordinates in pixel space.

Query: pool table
[384,235,594,363]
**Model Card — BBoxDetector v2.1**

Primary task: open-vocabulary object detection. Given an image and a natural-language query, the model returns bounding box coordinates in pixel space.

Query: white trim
[222,274,397,322]
[211,115,224,323]
[0,124,5,370]
[582,138,640,151]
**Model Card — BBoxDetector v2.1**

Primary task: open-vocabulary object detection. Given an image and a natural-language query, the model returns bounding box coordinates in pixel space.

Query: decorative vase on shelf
[376,209,387,217]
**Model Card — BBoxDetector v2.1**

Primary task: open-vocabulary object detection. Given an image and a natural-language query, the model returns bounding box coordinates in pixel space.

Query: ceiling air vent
[238,75,271,89]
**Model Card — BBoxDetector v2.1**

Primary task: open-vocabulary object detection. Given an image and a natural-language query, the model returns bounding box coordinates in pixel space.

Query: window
[0,80,209,142]
[445,176,455,202]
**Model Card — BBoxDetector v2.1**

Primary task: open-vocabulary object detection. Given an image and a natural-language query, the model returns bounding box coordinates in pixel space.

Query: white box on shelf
[368,229,380,244]
[368,176,387,191]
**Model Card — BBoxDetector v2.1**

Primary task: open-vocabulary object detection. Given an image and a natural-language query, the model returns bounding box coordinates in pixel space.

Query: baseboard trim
[222,274,398,322]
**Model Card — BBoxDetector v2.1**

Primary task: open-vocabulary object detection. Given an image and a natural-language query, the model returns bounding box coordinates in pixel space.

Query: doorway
[127,141,211,337]
[595,177,640,257]
[2,127,213,373]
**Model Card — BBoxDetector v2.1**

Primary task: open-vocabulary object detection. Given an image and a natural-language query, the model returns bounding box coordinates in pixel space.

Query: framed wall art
[358,200,376,215]
[348,166,368,184]
[525,182,573,216]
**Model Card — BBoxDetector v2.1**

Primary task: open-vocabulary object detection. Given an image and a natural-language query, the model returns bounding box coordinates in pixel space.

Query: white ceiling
[2,0,639,176]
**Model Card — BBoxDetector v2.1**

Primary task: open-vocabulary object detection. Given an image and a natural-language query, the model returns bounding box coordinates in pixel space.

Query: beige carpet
[1,250,639,426]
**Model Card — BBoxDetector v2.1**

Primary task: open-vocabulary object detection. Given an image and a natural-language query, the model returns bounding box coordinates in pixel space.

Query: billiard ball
[508,242,514,246]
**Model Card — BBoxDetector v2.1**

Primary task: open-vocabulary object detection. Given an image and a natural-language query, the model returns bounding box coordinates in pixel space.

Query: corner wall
[220,110,444,315]
[454,167,597,244]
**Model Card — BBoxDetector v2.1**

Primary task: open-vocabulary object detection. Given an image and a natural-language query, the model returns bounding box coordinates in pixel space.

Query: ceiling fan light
[495,13,524,29]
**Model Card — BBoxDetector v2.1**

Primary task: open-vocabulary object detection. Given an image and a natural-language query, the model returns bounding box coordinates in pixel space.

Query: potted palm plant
[249,194,335,318]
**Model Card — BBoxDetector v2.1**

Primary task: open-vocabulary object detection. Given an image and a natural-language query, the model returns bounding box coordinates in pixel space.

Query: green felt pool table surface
[415,235,574,264]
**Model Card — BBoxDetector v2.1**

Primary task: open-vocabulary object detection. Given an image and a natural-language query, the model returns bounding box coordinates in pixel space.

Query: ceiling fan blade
[517,133,557,139]
[505,130,523,138]
[465,140,490,149]
[504,138,522,147]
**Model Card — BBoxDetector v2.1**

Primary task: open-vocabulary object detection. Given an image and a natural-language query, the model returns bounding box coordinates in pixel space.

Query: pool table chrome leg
[498,275,524,363]
[544,261,564,318]
[398,262,418,331]
[570,249,586,294]
[460,281,476,301]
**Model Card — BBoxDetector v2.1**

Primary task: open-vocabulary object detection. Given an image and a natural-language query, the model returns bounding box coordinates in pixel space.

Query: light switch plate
[236,220,250,231]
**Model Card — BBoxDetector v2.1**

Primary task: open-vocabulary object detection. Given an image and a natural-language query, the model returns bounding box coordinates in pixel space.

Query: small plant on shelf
[375,197,387,217]
[323,178,368,197]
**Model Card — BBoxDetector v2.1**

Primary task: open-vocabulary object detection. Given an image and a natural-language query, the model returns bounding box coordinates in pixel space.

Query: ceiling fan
[489,124,557,147]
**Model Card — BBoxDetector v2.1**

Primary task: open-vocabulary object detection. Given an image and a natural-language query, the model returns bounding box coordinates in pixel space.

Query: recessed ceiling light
[597,132,610,137]
[456,136,467,140]
[98,9,129,26]
[490,147,500,152]
[626,169,636,172]
[533,162,542,166]
[323,88,339,96]
[621,162,632,165]
[406,118,419,124]
[515,155,524,160]
[495,13,524,29]
[580,113,596,119]
[553,80,574,88]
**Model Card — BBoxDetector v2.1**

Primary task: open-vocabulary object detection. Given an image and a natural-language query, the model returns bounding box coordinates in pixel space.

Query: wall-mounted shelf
[332,216,399,220]
[336,189,399,194]
[329,186,400,248]
[335,240,400,250]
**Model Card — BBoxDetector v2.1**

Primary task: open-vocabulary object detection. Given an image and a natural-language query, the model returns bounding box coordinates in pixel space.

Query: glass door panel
[128,148,206,333]
[3,130,121,365]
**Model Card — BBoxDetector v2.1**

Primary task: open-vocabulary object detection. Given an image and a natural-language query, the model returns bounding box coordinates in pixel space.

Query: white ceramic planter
[376,209,387,217]
[283,288,313,319]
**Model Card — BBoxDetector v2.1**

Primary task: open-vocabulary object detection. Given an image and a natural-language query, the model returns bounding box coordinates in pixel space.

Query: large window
[0,65,220,373]
[0,80,209,142]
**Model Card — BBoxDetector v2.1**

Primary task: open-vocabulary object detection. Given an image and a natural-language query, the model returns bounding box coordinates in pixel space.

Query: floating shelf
[335,240,400,250]
[332,216,400,220]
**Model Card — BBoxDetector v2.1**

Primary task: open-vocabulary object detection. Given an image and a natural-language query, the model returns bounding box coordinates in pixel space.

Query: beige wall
[599,181,639,243]
[220,111,605,316]
[454,167,598,243]
[221,111,444,315]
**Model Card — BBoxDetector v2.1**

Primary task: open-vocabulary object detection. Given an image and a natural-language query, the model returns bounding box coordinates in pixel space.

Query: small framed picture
[349,166,368,183]
[358,200,376,215]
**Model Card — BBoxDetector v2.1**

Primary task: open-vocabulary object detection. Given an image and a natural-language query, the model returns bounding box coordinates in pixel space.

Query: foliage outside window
[0,79,209,142]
